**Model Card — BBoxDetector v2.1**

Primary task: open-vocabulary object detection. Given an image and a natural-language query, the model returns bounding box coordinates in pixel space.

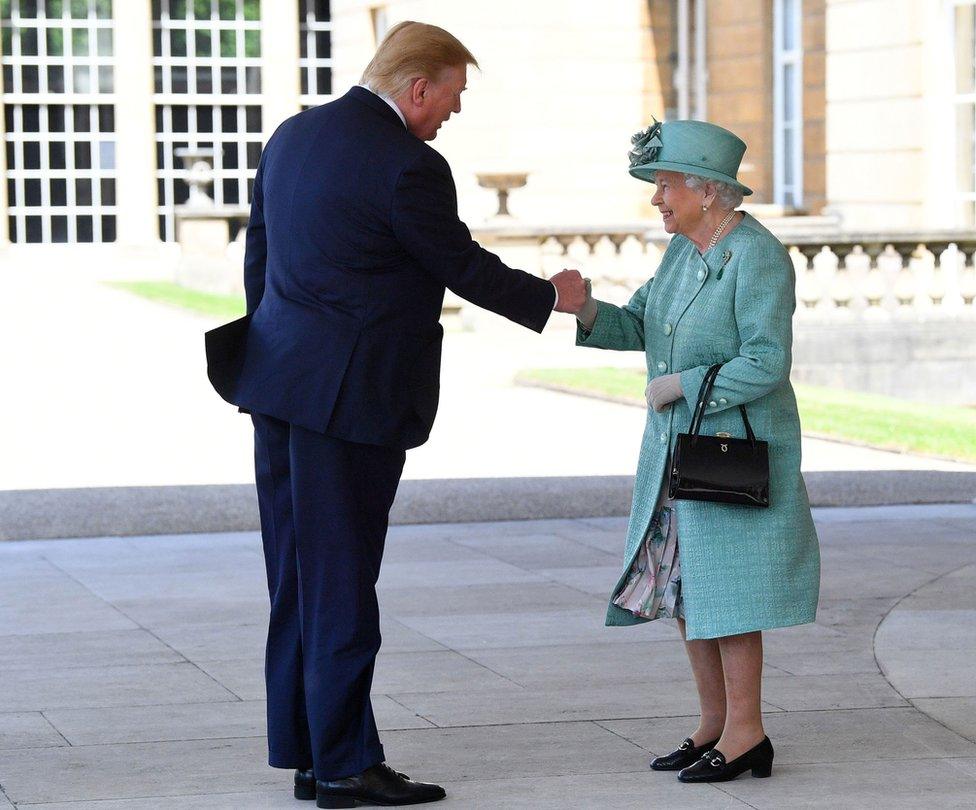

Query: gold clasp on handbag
[716,432,732,438]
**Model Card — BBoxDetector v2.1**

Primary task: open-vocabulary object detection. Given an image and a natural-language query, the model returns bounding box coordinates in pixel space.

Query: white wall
[332,0,652,227]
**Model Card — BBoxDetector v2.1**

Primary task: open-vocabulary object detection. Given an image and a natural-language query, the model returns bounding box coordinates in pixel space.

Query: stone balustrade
[472,217,976,320]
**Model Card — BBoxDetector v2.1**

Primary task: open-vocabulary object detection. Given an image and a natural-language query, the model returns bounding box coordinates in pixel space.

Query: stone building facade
[0,0,972,251]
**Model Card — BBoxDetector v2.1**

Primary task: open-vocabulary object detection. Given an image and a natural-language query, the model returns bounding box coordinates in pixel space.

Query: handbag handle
[688,363,757,446]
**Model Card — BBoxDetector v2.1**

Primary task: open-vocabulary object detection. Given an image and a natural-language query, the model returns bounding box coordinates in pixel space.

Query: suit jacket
[206,86,555,449]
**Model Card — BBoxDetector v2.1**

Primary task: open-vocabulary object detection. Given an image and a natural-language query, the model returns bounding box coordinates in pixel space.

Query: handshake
[550,269,597,328]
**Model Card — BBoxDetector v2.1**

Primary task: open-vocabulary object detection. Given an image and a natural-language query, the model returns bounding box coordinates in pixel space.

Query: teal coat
[578,213,820,640]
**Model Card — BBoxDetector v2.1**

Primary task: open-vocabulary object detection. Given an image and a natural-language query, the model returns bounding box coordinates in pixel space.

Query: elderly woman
[573,120,820,783]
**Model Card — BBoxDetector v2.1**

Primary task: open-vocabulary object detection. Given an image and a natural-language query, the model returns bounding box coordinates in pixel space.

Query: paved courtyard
[1,503,975,808]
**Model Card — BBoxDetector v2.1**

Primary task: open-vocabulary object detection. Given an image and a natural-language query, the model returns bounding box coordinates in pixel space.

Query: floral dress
[611,475,684,620]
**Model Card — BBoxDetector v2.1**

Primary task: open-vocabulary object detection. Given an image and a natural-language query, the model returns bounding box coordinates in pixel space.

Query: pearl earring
[702,204,708,212]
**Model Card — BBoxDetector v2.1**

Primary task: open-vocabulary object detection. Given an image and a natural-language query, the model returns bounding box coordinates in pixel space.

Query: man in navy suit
[206,21,586,807]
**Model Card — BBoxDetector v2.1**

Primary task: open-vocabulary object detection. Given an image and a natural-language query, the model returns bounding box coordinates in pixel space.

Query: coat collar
[346,85,407,130]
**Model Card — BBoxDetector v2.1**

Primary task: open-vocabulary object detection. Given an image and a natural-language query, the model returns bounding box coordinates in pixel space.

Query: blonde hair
[360,21,479,99]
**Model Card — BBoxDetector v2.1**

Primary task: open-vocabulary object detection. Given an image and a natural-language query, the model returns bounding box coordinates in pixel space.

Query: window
[954,1,976,228]
[773,0,803,208]
[151,0,262,241]
[1,0,117,243]
[299,0,332,108]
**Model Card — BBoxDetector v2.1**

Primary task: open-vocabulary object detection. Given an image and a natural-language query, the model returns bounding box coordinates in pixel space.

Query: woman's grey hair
[683,174,744,211]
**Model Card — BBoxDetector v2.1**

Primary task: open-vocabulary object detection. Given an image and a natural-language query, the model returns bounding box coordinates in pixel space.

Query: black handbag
[668,363,770,508]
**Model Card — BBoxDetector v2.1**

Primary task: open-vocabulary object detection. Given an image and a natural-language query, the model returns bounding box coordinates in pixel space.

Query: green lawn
[516,367,976,463]
[107,281,245,320]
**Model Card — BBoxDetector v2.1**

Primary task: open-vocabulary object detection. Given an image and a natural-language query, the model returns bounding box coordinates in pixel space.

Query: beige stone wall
[706,0,775,203]
[332,1,654,226]
[824,0,953,229]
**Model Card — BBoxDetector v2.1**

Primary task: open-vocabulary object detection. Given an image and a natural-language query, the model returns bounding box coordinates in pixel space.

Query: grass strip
[516,367,976,463]
[107,281,245,320]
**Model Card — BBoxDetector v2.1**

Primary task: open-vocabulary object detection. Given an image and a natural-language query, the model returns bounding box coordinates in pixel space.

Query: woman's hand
[645,373,683,412]
[576,278,598,330]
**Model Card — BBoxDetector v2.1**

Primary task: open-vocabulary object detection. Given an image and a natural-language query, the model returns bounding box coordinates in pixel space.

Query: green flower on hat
[628,119,663,170]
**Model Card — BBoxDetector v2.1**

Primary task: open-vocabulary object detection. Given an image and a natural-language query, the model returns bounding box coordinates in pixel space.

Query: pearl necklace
[706,210,737,251]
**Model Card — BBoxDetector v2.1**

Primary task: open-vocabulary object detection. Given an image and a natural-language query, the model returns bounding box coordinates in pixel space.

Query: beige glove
[576,278,598,330]
[645,373,683,412]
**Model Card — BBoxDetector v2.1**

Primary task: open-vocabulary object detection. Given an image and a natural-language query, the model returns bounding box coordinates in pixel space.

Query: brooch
[717,249,732,280]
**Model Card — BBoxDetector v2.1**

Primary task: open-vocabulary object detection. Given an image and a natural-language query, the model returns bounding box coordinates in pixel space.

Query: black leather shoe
[295,769,316,800]
[678,736,774,783]
[316,762,446,808]
[650,736,720,771]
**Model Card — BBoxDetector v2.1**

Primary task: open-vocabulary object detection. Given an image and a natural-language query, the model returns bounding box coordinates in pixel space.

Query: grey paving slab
[537,564,624,596]
[389,681,729,728]
[449,532,619,568]
[23,792,298,810]
[0,737,278,804]
[379,721,649,782]
[913,698,976,743]
[438,771,752,809]
[397,608,679,650]
[601,706,976,764]
[0,662,238,711]
[461,640,696,687]
[718,757,976,809]
[762,647,881,676]
[1,629,183,671]
[377,558,548,589]
[761,673,908,712]
[42,700,266,746]
[0,712,66,750]
[377,581,599,616]
[0,573,138,637]
[0,506,974,808]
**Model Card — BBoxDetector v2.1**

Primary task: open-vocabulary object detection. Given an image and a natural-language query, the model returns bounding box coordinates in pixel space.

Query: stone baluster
[959,247,976,309]
[828,244,856,313]
[891,243,920,317]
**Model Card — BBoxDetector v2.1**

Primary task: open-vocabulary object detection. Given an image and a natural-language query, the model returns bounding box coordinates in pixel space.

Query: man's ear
[410,77,429,106]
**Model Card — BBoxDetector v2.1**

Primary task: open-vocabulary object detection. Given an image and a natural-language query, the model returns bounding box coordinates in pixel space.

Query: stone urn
[476,172,528,217]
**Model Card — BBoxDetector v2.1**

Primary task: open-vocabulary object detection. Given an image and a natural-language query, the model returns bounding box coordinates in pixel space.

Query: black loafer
[316,762,446,808]
[678,736,774,783]
[295,768,316,800]
[650,736,720,771]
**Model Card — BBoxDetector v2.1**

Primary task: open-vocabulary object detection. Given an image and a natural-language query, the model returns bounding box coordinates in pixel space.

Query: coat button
[657,361,667,372]
[660,432,667,443]
[663,323,672,335]
[709,400,717,408]
[719,397,728,405]
[697,269,706,281]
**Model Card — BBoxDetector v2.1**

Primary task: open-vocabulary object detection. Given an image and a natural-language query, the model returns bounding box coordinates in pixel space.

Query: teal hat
[628,118,753,196]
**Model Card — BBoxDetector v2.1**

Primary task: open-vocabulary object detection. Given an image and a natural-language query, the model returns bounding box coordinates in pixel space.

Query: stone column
[113,0,158,246]
[261,0,301,139]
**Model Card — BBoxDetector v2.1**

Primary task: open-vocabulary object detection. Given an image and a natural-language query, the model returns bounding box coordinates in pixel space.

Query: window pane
[170,28,186,57]
[46,27,64,55]
[25,178,42,206]
[101,177,115,204]
[73,64,92,93]
[70,0,87,18]
[24,141,41,169]
[46,138,67,169]
[196,65,213,93]
[243,0,259,21]
[220,65,236,93]
[245,65,260,93]
[26,216,43,243]
[196,105,213,132]
[171,0,187,19]
[97,27,112,56]
[244,29,258,57]
[49,140,66,168]
[220,28,235,57]
[218,0,234,20]
[74,141,92,169]
[49,104,65,131]
[98,140,115,169]
[194,29,211,57]
[77,215,94,242]
[22,64,40,93]
[52,215,69,242]
[21,27,39,55]
[98,103,114,131]
[316,67,331,95]
[957,103,975,195]
[47,65,66,92]
[75,178,93,204]
[45,0,65,17]
[98,65,113,93]
[73,104,90,131]
[784,63,796,121]
[193,0,209,20]
[1,27,11,57]
[23,104,41,131]
[71,27,89,55]
[315,31,330,58]
[220,105,237,132]
[171,65,188,92]
[95,0,111,19]
[101,215,116,241]
[51,178,67,205]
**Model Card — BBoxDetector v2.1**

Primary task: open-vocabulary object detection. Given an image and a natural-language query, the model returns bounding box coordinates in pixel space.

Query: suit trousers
[251,413,406,780]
